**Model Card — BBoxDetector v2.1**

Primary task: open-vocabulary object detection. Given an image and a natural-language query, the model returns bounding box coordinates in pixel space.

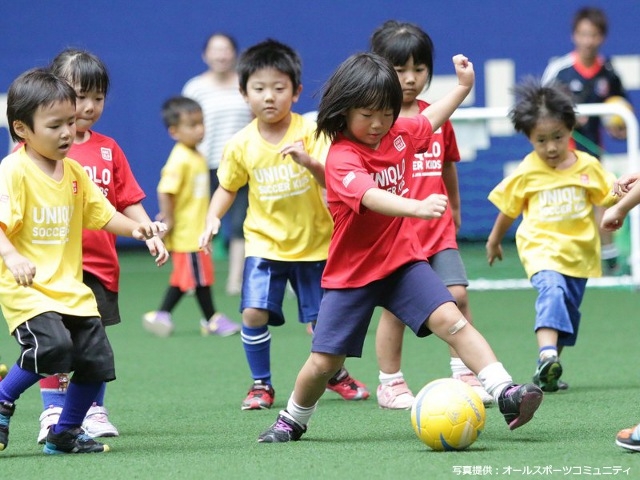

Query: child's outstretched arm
[486,212,515,266]
[421,54,474,132]
[362,188,448,219]
[102,213,168,266]
[602,176,640,231]
[198,186,237,253]
[122,203,170,266]
[0,228,36,287]
[280,143,326,187]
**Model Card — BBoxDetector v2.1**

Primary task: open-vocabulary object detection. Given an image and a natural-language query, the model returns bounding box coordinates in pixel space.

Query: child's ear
[167,125,179,142]
[292,84,303,103]
[12,120,28,140]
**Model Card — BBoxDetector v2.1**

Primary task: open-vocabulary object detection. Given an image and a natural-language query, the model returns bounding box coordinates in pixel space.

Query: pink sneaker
[200,313,241,337]
[454,372,494,406]
[376,379,415,409]
[142,311,174,337]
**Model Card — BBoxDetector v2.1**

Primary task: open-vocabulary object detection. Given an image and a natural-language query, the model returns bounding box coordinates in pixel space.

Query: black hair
[315,52,403,142]
[7,68,76,142]
[237,38,302,93]
[202,32,238,54]
[509,76,577,137]
[370,20,435,88]
[161,96,202,128]
[49,48,110,95]
[573,7,608,36]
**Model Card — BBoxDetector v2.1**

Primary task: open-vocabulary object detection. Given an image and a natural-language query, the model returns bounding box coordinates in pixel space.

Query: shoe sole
[507,389,543,430]
[536,361,563,392]
[325,388,370,400]
[43,444,110,454]
[142,319,174,337]
[615,439,640,452]
[82,429,119,438]
[241,403,273,411]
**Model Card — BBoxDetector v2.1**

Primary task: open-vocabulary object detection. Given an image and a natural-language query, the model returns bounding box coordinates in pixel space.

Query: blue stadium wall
[2,0,638,243]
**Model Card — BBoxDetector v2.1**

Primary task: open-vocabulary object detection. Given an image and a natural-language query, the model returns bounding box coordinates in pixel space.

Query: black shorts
[13,312,115,383]
[83,271,121,327]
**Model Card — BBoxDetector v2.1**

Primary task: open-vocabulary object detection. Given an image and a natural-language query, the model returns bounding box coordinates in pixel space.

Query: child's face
[394,57,429,106]
[572,19,604,63]
[344,107,394,149]
[15,100,76,162]
[169,110,205,148]
[242,68,301,125]
[528,117,572,169]
[73,85,105,136]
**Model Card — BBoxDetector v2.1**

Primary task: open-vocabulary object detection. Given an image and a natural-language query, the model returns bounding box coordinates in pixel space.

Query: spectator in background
[542,6,632,275]
[182,33,252,295]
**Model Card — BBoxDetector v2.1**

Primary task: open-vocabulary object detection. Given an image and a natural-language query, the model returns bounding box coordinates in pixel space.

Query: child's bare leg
[292,352,345,408]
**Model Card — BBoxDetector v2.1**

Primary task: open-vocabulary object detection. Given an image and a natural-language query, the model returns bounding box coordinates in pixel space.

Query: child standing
[199,39,369,411]
[143,96,240,337]
[36,48,169,443]
[370,20,492,410]
[486,77,618,393]
[258,52,543,443]
[0,68,166,454]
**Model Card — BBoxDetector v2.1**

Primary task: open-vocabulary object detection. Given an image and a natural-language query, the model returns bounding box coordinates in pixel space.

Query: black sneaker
[0,401,15,451]
[532,356,563,392]
[557,380,569,390]
[258,410,306,443]
[498,383,543,430]
[43,427,109,454]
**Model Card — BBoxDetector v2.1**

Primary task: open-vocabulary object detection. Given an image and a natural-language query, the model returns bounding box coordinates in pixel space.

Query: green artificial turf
[0,243,638,479]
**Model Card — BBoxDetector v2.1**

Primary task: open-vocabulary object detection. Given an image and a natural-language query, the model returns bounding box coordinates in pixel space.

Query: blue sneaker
[43,427,109,454]
[0,401,15,451]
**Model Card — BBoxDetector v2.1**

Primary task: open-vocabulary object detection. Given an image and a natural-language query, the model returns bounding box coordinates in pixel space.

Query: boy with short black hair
[142,95,240,337]
[0,68,166,454]
[199,39,369,410]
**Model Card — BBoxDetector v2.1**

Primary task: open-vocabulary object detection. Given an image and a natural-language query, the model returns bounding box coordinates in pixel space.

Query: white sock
[286,393,316,426]
[379,370,404,385]
[450,357,473,377]
[477,362,513,403]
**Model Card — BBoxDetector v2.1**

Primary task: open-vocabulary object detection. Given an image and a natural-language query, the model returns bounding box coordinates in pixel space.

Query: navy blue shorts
[13,312,115,382]
[241,256,325,326]
[312,261,454,357]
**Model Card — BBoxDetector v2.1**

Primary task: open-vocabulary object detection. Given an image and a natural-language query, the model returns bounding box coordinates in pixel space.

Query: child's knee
[309,353,343,377]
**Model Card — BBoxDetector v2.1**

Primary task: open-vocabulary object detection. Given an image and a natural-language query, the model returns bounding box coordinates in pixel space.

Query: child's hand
[600,206,626,231]
[486,241,503,266]
[145,236,169,267]
[2,250,36,287]
[281,143,310,168]
[198,218,222,254]
[452,54,474,90]
[132,221,167,241]
[612,173,640,196]
[416,194,448,219]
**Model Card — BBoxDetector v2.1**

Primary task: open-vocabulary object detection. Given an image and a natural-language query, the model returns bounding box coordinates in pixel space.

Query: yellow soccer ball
[602,96,633,129]
[411,378,486,451]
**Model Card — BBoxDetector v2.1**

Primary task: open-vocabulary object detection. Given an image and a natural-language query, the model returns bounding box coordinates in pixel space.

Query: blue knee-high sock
[93,382,106,406]
[0,365,42,404]
[53,381,102,433]
[241,325,271,384]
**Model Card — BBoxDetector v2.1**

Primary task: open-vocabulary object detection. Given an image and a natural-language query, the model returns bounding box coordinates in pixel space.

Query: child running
[199,39,368,411]
[258,52,543,443]
[370,20,492,410]
[35,48,169,443]
[0,68,166,454]
[143,96,240,337]
[486,77,618,393]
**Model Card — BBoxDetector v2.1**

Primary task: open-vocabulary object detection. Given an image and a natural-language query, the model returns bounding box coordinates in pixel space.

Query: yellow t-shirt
[157,143,209,252]
[218,113,332,261]
[488,150,617,279]
[0,148,116,332]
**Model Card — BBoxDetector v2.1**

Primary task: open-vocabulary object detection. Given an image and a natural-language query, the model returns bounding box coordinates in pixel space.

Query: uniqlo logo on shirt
[72,181,78,194]
[393,136,406,152]
[101,147,112,161]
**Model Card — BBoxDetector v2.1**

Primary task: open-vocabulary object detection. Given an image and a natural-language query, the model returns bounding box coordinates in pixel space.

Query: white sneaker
[82,404,119,438]
[142,311,174,337]
[454,373,494,406]
[376,379,415,410]
[37,406,62,444]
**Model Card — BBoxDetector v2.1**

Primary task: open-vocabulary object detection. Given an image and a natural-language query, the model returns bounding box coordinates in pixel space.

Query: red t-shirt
[322,115,434,288]
[68,131,145,292]
[412,99,461,257]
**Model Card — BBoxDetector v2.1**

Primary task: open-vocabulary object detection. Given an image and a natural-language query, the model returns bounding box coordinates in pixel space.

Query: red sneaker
[241,381,275,410]
[326,370,369,401]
